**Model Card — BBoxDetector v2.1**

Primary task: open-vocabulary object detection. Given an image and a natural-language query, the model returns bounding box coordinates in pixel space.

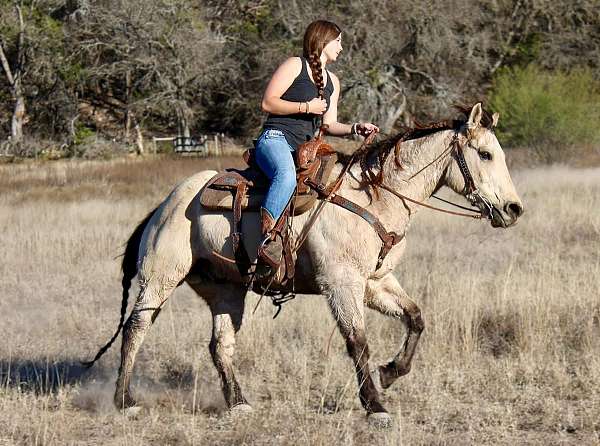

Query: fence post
[214,134,219,156]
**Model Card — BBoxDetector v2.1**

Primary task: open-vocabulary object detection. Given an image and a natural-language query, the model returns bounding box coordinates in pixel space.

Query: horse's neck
[337,130,454,229]
[331,130,454,234]
[381,129,454,202]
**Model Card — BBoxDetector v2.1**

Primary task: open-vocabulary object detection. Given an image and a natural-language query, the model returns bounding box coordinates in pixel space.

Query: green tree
[490,64,600,158]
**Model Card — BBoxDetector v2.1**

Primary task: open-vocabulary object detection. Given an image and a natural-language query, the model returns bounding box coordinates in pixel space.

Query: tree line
[1,0,599,156]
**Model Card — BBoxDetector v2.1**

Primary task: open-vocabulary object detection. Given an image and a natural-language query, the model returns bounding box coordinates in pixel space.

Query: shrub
[73,124,95,146]
[75,137,128,159]
[489,65,600,161]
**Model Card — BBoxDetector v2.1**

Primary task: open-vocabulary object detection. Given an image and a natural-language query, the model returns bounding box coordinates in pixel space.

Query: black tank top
[262,57,334,150]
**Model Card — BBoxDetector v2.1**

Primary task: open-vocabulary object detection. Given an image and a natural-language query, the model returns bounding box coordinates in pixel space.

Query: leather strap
[232,182,251,275]
[327,194,403,269]
[283,234,295,280]
[232,182,246,253]
[451,134,477,195]
[303,176,403,269]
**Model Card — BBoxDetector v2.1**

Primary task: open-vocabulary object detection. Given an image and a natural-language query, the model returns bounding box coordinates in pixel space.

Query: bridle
[450,130,495,220]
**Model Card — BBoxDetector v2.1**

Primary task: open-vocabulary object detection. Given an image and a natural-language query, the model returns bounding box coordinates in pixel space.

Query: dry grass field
[0,155,598,445]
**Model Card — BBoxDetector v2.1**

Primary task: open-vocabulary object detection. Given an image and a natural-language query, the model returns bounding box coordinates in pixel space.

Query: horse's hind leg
[114,280,178,409]
[189,283,249,410]
[365,273,424,390]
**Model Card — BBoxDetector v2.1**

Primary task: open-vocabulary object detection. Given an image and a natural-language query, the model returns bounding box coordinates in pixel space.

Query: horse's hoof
[115,391,138,411]
[229,403,253,416]
[368,412,392,429]
[122,406,143,418]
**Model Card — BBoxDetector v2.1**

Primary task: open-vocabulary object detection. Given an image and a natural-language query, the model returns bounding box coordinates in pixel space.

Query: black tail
[82,207,158,368]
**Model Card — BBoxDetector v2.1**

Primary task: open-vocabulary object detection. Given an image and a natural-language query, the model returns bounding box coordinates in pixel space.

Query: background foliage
[490,66,600,160]
[1,0,599,158]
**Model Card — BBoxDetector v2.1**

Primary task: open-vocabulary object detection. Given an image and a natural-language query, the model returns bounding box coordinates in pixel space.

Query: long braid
[307,53,325,99]
[302,20,340,126]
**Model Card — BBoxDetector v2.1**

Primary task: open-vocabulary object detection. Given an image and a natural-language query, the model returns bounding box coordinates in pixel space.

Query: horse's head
[445,103,524,228]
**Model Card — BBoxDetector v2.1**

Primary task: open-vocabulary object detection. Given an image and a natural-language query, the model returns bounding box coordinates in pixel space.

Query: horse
[85,103,523,427]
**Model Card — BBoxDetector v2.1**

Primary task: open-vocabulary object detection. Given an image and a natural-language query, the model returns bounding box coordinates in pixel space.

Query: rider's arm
[261,58,306,115]
[323,73,378,137]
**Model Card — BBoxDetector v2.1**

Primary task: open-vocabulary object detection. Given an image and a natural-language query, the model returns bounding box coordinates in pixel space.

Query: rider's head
[303,20,342,97]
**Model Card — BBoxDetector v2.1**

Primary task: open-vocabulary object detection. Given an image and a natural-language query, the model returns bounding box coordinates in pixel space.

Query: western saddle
[198,129,404,297]
[199,131,338,292]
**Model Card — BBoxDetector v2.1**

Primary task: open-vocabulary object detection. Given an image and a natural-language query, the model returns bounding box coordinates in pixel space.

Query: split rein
[378,183,482,219]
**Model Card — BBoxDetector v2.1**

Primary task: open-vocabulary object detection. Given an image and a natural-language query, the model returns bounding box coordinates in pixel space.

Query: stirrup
[257,230,284,269]
[257,236,283,274]
[271,292,296,319]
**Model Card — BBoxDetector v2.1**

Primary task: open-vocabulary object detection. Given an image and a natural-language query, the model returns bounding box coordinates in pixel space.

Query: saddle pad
[199,152,338,216]
[199,181,317,215]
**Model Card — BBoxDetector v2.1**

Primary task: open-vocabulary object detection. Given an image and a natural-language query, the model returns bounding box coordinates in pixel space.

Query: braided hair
[303,20,341,99]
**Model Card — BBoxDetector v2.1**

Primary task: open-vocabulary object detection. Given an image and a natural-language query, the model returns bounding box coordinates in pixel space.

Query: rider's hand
[307,98,327,115]
[357,122,379,137]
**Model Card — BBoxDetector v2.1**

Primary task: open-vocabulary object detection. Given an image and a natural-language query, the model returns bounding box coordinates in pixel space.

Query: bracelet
[306,101,310,114]
[351,123,358,135]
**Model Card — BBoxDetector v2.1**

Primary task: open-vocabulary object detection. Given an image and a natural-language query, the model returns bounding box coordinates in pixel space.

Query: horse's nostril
[505,202,523,219]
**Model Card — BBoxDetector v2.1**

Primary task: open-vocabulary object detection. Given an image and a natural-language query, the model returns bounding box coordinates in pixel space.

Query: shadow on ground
[0,358,109,394]
[0,357,227,415]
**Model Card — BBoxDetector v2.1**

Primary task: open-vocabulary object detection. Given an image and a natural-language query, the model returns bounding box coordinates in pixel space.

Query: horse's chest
[308,214,387,268]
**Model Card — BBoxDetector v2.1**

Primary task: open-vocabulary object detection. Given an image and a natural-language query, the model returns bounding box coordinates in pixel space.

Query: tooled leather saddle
[198,131,338,290]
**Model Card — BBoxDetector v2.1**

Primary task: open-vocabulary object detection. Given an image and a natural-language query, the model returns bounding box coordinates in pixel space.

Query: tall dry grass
[0,157,598,445]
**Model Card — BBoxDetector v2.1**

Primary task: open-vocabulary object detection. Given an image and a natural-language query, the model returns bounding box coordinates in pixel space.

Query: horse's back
[137,170,219,280]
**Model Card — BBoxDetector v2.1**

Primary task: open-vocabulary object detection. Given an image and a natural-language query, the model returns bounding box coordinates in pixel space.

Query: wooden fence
[152,134,229,156]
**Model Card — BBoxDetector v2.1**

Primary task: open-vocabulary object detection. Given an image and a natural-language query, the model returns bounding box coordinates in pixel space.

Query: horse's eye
[479,151,492,161]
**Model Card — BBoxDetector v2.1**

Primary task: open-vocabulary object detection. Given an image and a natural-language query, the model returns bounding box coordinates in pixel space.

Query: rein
[377,183,481,219]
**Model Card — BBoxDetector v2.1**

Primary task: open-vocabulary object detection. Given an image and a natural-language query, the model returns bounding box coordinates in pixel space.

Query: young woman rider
[255,19,378,272]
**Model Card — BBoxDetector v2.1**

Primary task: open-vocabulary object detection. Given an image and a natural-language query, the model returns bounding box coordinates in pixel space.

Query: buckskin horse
[85,103,523,427]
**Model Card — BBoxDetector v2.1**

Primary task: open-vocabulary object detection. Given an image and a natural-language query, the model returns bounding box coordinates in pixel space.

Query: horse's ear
[492,112,499,128]
[467,103,483,129]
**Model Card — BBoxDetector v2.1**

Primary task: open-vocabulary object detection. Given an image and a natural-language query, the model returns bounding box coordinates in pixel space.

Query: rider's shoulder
[273,57,303,79]
[279,56,303,71]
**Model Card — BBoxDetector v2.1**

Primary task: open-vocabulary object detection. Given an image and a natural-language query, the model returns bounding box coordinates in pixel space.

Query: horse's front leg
[365,273,424,389]
[322,267,391,426]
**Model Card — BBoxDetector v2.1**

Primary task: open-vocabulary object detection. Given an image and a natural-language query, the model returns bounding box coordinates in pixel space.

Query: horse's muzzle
[505,201,524,220]
[490,201,523,228]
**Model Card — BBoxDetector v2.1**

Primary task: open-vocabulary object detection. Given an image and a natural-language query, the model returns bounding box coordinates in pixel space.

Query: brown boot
[257,208,284,272]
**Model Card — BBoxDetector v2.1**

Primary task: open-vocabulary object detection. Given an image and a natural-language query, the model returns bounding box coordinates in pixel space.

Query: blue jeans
[255,129,296,221]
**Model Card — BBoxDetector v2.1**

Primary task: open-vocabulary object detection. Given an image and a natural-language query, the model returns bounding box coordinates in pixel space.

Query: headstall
[450,131,495,219]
